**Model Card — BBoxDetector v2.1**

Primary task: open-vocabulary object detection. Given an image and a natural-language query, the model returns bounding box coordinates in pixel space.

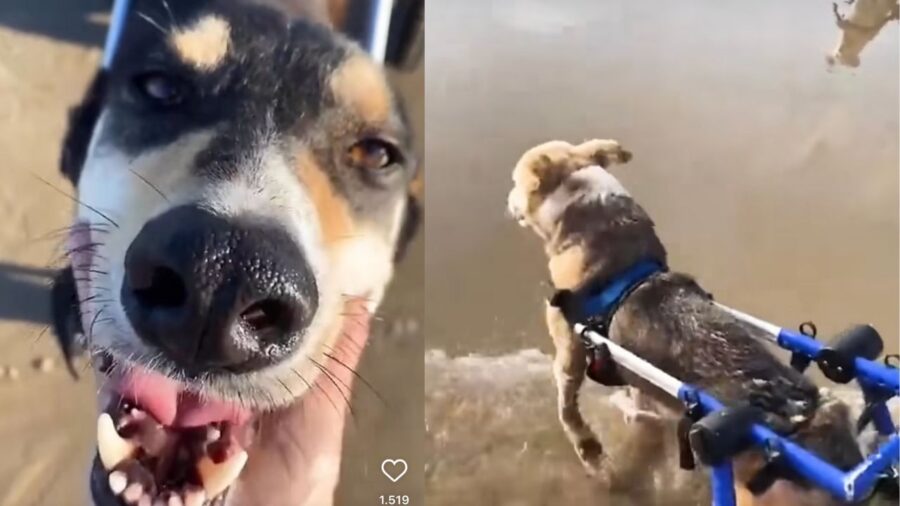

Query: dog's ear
[60,69,108,185]
[602,147,633,166]
[574,139,632,168]
[51,266,84,379]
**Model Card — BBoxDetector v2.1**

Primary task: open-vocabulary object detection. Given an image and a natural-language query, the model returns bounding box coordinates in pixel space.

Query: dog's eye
[132,72,187,106]
[347,138,401,171]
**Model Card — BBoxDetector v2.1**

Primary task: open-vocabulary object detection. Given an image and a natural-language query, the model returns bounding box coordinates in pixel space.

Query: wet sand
[0,1,423,504]
[425,0,898,504]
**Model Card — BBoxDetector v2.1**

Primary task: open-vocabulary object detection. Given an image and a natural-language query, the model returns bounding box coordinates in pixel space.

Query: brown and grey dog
[51,1,419,505]
[506,139,865,506]
[828,0,899,68]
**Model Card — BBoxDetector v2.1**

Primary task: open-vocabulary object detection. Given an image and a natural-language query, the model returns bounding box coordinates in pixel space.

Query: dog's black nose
[122,205,317,373]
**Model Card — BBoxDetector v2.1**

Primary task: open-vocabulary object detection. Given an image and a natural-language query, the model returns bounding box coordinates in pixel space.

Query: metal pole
[575,324,684,397]
[713,303,780,341]
[102,0,132,69]
[710,464,737,506]
[367,0,394,63]
[715,302,899,393]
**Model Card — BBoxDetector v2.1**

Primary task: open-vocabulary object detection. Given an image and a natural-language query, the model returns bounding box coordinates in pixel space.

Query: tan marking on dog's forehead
[328,54,392,124]
[548,245,587,290]
[295,151,356,248]
[170,15,231,70]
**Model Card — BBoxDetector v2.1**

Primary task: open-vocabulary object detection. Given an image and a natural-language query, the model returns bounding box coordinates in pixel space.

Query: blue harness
[549,259,665,386]
[580,259,666,329]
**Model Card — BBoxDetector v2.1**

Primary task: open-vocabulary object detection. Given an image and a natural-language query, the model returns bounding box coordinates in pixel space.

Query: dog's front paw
[576,437,605,474]
[591,459,636,493]
[575,445,634,493]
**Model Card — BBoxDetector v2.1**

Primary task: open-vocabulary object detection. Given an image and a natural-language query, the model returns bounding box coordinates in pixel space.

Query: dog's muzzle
[506,188,529,226]
[122,205,317,373]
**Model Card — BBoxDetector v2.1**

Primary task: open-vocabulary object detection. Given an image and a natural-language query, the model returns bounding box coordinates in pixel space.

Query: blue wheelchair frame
[574,304,899,506]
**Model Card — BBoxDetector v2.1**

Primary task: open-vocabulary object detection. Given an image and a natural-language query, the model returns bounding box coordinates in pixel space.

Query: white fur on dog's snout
[76,114,218,359]
[75,111,402,410]
[506,186,528,227]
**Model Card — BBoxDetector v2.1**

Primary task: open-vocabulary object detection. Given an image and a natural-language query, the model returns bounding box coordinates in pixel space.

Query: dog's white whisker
[136,11,168,35]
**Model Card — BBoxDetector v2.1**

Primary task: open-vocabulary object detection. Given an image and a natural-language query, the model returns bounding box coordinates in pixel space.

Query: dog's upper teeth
[182,486,207,506]
[97,413,138,470]
[196,449,248,497]
[205,426,222,442]
[108,470,128,495]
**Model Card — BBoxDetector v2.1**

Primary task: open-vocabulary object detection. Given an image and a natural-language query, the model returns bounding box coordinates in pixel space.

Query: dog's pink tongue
[118,367,251,428]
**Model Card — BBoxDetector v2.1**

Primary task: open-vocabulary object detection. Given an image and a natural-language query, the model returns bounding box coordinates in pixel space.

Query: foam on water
[425,349,897,506]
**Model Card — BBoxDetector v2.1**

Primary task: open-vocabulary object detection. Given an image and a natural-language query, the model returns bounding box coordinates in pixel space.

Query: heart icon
[381,458,408,483]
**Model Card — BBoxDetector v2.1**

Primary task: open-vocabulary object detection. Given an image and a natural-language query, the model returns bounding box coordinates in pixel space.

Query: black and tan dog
[51,1,419,505]
[506,139,864,505]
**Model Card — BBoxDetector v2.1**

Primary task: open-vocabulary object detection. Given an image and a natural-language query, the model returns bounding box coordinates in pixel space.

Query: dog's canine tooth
[182,485,207,506]
[167,494,184,506]
[108,470,128,494]
[123,482,144,503]
[196,449,247,497]
[205,426,221,442]
[97,413,138,470]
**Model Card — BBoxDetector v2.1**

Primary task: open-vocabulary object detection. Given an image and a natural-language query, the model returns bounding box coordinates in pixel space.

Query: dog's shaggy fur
[506,139,864,506]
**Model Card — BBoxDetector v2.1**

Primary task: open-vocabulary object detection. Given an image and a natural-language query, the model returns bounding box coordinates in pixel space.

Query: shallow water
[425,349,896,506]
[425,349,709,506]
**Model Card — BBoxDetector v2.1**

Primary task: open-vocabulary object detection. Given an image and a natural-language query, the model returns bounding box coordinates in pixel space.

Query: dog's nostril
[240,299,293,335]
[131,266,188,309]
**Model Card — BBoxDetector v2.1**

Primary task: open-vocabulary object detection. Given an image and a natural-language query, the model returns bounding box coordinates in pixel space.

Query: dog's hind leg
[545,301,604,474]
[603,390,668,492]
